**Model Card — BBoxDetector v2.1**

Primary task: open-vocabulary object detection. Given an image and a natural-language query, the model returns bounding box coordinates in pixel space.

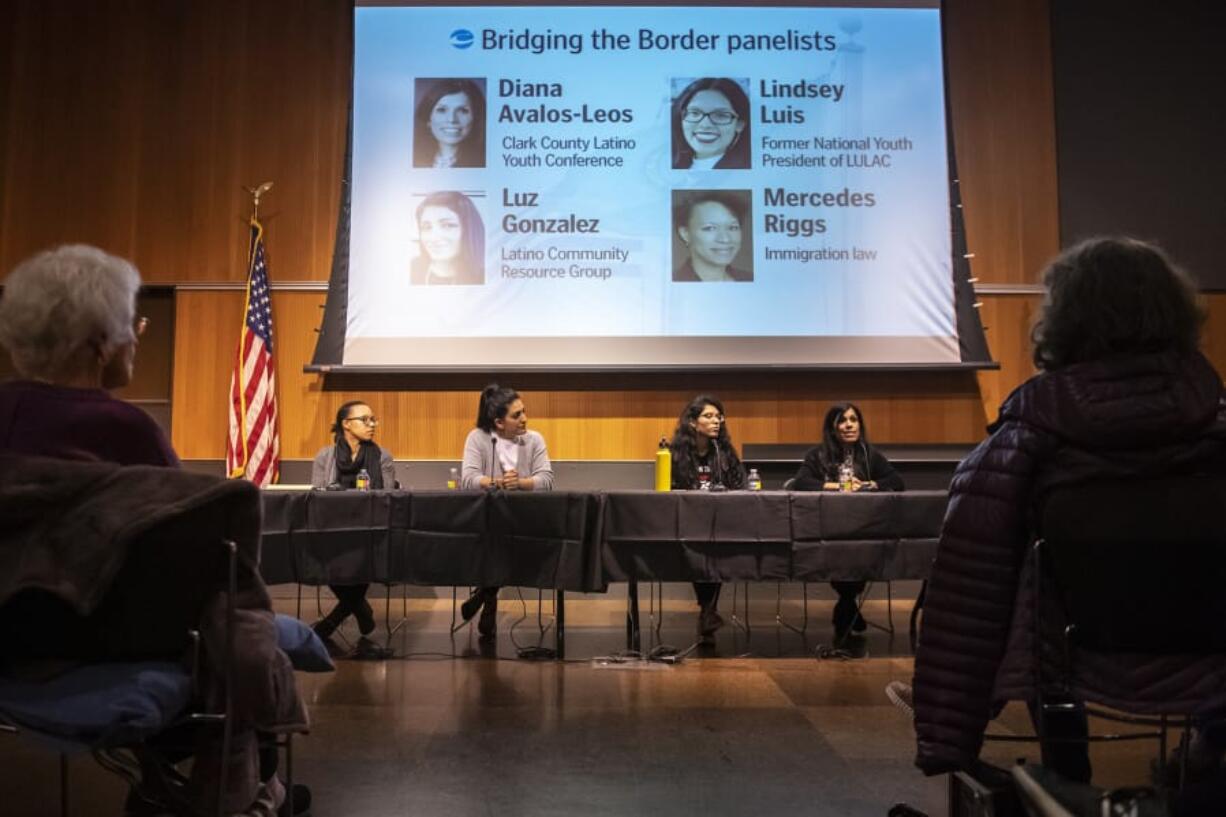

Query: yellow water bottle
[654,437,672,492]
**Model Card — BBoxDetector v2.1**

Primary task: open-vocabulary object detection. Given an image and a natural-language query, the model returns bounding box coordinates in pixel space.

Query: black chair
[989,475,1226,792]
[0,541,239,817]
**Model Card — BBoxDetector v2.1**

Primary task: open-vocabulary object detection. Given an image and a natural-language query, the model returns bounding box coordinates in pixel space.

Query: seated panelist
[310,400,396,640]
[791,402,904,639]
[458,384,554,637]
[668,395,746,646]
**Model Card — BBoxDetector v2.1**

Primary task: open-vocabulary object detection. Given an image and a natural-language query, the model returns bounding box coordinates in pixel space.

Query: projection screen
[324,2,980,370]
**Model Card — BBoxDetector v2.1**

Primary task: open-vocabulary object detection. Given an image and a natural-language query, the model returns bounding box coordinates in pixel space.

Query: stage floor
[0,596,1165,816]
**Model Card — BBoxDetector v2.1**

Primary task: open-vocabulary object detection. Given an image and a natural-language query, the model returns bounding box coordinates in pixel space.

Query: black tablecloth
[260,489,947,591]
[261,490,602,591]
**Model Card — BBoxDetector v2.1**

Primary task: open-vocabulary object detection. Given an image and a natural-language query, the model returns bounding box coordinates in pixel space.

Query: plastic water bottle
[447,467,459,490]
[838,463,853,493]
[747,468,762,491]
[356,468,370,491]
[654,437,672,492]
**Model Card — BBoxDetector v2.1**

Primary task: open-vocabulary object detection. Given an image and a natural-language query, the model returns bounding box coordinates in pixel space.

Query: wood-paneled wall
[0,0,349,285]
[15,0,1215,463]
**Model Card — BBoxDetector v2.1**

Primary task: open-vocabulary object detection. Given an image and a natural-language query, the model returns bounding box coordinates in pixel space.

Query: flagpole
[230,182,274,478]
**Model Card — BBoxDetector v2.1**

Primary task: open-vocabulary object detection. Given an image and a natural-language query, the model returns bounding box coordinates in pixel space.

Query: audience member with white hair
[0,244,176,465]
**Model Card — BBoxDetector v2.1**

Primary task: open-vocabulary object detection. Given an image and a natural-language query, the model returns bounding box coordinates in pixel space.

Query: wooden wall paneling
[0,0,350,285]
[943,0,1061,285]
[1202,294,1226,377]
[975,294,1041,420]
[171,290,244,459]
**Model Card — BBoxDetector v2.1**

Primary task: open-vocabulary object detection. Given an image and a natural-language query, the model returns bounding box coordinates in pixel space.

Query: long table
[260,489,947,655]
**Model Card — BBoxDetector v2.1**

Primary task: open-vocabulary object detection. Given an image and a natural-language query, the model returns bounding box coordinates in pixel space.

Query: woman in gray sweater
[458,384,554,636]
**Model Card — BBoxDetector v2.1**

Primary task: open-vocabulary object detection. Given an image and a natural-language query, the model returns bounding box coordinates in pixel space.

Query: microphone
[489,434,500,490]
[710,438,728,492]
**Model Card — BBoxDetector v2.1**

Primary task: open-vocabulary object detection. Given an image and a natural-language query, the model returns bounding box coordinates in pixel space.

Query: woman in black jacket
[669,395,746,645]
[792,402,904,637]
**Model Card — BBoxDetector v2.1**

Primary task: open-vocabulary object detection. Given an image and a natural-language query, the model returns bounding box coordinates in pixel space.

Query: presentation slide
[345,2,955,368]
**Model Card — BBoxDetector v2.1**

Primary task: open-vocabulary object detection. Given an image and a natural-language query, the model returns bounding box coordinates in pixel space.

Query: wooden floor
[0,593,1163,816]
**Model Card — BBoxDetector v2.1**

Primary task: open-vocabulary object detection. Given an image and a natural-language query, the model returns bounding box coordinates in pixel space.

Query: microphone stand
[709,438,727,492]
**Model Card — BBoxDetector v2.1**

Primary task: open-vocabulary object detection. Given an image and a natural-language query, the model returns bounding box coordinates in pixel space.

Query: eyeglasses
[346,415,378,427]
[134,316,149,337]
[682,108,738,125]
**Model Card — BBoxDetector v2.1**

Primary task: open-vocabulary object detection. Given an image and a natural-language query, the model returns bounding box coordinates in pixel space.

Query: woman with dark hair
[792,402,904,637]
[413,78,486,168]
[410,190,485,286]
[671,77,751,170]
[669,395,746,645]
[673,192,752,283]
[910,238,1226,789]
[458,384,554,636]
[310,400,396,640]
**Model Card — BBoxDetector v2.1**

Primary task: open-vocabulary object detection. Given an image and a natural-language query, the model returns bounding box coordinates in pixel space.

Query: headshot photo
[672,190,753,283]
[671,78,752,170]
[410,190,485,286]
[413,78,487,169]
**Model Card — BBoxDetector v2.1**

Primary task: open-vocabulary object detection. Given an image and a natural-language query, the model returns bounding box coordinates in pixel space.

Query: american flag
[226,218,280,485]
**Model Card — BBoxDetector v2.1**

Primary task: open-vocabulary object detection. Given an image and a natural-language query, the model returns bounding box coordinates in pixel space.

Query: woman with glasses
[0,245,310,815]
[0,245,175,466]
[310,400,396,640]
[668,395,746,645]
[671,77,751,170]
[457,383,555,637]
[673,191,752,282]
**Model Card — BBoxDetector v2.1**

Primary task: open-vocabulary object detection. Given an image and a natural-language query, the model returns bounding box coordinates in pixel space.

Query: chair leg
[776,582,809,635]
[730,583,751,636]
[909,581,927,653]
[60,753,68,817]
[285,734,294,817]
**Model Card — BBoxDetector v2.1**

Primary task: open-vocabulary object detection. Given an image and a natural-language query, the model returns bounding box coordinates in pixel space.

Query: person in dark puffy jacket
[911,237,1226,786]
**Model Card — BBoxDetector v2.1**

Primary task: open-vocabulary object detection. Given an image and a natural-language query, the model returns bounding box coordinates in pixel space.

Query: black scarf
[334,440,383,489]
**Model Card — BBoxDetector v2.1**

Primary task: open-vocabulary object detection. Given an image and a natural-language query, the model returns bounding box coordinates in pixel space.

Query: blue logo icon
[450,29,474,49]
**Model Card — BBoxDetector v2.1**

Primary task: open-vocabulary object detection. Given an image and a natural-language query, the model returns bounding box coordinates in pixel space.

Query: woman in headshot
[409,190,485,286]
[459,384,555,637]
[791,402,904,638]
[910,238,1226,794]
[673,192,752,283]
[669,395,746,645]
[310,400,397,640]
[413,78,486,169]
[671,77,751,170]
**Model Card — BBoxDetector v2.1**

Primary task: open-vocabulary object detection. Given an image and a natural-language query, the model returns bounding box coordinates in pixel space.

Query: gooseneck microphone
[710,438,728,492]
[489,434,500,490]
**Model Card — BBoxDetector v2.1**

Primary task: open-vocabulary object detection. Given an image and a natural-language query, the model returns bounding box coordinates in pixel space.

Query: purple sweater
[0,380,179,467]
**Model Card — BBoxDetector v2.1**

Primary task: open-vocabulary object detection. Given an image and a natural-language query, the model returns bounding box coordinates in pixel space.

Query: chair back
[1037,475,1226,654]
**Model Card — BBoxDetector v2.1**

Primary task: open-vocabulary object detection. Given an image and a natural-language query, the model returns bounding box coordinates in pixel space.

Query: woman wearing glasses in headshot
[413,78,486,169]
[671,77,751,170]
[673,191,753,283]
[310,400,396,641]
[409,190,485,286]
